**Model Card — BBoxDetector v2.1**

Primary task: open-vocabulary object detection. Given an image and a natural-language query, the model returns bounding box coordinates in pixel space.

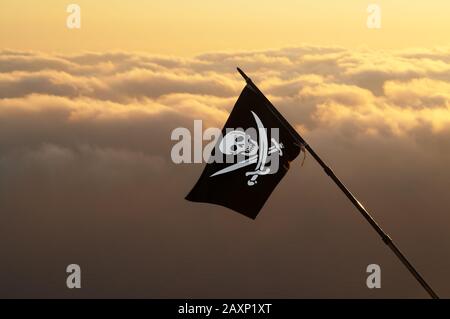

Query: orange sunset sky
[1,0,450,298]
[1,0,450,54]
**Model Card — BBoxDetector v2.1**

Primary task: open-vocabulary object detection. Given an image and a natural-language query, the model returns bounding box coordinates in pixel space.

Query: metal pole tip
[236,67,250,82]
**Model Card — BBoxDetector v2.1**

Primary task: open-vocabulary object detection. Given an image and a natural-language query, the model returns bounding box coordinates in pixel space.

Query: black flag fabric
[186,85,301,219]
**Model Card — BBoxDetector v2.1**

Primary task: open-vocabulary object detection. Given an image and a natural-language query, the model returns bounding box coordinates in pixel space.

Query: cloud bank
[1,46,449,298]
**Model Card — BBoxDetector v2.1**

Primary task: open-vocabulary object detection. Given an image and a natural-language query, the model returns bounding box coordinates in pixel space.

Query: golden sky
[1,0,450,55]
[1,1,450,299]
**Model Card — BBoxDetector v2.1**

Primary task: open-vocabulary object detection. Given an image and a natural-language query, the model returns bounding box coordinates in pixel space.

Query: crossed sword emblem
[210,111,283,186]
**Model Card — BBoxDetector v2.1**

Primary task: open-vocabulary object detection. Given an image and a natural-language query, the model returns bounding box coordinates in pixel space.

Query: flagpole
[236,67,439,299]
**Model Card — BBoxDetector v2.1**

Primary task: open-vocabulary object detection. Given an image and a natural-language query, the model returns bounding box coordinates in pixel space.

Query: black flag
[186,85,301,219]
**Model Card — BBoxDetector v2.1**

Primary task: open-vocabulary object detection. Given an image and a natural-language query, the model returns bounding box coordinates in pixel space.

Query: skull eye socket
[235,135,244,142]
[231,145,238,152]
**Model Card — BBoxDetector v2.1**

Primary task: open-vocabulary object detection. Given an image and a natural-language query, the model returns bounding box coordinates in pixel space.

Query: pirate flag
[186,84,302,219]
